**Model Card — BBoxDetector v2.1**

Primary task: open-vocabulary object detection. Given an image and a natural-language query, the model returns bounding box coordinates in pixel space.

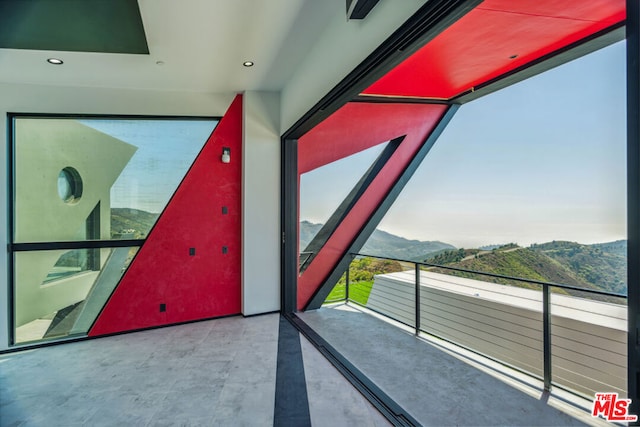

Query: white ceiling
[0,0,340,93]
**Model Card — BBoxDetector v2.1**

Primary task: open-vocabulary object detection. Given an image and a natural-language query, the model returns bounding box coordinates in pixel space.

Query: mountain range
[301,220,626,295]
[300,220,455,261]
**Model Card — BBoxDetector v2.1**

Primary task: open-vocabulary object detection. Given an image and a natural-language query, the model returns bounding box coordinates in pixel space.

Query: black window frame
[6,113,221,348]
[280,0,638,422]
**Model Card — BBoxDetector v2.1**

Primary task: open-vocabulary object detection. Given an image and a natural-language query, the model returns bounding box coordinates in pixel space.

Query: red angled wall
[297,102,448,309]
[90,95,243,336]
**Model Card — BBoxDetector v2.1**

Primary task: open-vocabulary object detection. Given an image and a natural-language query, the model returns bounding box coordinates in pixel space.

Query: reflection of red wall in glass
[90,95,243,335]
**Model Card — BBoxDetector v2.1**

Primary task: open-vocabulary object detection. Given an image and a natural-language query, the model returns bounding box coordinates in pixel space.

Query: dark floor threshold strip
[284,313,420,427]
[274,315,312,427]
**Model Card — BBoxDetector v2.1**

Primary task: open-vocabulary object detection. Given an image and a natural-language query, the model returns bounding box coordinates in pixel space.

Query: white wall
[280,1,426,133]
[242,91,281,315]
[0,83,235,350]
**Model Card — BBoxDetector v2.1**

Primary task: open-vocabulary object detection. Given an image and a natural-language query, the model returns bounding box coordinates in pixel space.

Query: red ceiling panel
[362,0,625,100]
[481,0,624,21]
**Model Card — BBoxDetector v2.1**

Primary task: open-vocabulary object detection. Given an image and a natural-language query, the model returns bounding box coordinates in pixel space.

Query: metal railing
[330,253,627,394]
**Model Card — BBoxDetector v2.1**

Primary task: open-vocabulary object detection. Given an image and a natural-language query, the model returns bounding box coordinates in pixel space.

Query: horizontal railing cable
[333,252,628,397]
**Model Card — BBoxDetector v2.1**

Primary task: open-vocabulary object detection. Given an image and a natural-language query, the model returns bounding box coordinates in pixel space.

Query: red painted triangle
[90,95,243,336]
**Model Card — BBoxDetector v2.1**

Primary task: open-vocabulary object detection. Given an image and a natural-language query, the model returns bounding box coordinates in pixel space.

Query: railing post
[345,256,350,303]
[543,283,552,392]
[415,263,421,335]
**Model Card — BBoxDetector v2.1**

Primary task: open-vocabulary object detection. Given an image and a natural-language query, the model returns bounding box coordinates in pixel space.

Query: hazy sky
[81,119,217,213]
[300,41,627,248]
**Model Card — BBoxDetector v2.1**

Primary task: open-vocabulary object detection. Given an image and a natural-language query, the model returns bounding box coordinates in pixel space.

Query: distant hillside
[592,240,627,256]
[300,220,455,261]
[426,241,627,296]
[299,221,323,250]
[111,208,159,239]
[531,240,626,294]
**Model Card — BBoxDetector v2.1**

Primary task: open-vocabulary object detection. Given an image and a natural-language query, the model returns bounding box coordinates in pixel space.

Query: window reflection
[11,116,217,345]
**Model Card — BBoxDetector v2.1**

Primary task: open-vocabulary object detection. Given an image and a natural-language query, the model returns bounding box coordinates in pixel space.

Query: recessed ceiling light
[243,61,254,67]
[47,58,63,65]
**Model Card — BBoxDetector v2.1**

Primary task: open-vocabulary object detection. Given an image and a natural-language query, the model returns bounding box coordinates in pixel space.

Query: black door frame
[280,0,639,418]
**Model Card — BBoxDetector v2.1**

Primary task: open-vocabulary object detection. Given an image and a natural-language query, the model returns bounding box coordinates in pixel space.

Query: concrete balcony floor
[299,304,612,427]
[1,307,612,426]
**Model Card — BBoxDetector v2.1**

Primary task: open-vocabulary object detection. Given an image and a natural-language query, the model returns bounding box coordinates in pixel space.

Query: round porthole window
[57,167,83,204]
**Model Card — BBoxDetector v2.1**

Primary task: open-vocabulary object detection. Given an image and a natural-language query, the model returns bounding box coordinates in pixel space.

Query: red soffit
[362,0,625,100]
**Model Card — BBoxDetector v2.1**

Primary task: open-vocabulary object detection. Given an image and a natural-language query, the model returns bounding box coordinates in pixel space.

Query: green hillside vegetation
[326,257,404,304]
[111,208,159,239]
[592,240,627,257]
[324,238,627,305]
[427,248,480,265]
[424,242,626,300]
[530,240,626,294]
[428,247,582,292]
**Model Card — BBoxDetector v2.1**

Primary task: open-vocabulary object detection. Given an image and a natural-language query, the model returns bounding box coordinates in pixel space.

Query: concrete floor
[0,313,389,427]
[299,305,611,427]
[1,306,614,427]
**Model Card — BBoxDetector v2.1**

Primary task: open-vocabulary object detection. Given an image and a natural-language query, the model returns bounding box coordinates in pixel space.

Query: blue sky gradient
[301,41,627,248]
[81,119,217,213]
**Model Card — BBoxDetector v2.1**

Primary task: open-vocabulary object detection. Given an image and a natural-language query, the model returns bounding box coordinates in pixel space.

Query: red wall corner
[89,95,243,336]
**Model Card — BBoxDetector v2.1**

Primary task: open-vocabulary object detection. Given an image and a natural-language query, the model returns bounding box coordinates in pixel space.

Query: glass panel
[366,41,626,292]
[350,42,626,388]
[43,248,100,283]
[550,289,627,397]
[324,271,347,304]
[323,257,406,306]
[299,143,387,252]
[416,267,544,378]
[13,118,217,242]
[352,256,415,326]
[14,247,139,344]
